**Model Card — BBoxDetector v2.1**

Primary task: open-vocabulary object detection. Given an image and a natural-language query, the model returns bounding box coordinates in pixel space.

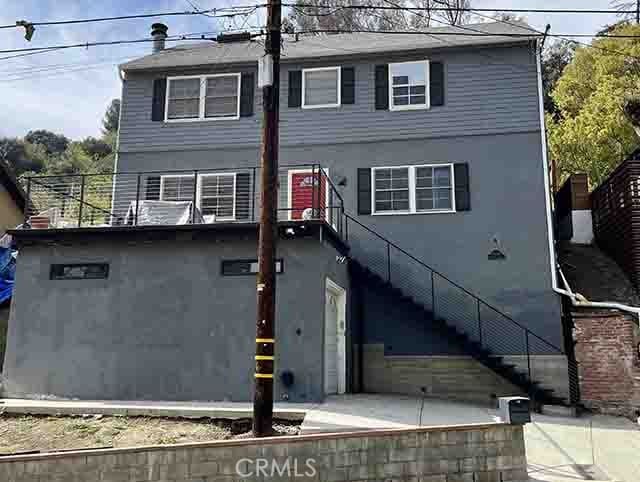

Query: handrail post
[191,170,198,224]
[311,164,317,219]
[24,177,31,226]
[431,271,436,318]
[525,330,532,380]
[386,242,391,283]
[477,299,483,346]
[525,330,534,404]
[77,174,86,228]
[251,167,257,222]
[344,213,349,242]
[135,174,141,226]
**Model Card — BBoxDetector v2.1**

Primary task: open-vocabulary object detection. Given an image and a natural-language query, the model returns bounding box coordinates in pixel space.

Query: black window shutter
[375,65,389,110]
[341,67,355,105]
[288,70,302,108]
[454,163,470,211]
[430,62,445,107]
[151,78,167,121]
[236,172,251,220]
[357,168,372,215]
[145,176,161,200]
[240,73,255,117]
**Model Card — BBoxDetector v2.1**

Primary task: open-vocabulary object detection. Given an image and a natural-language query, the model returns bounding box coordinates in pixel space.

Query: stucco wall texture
[1,230,349,403]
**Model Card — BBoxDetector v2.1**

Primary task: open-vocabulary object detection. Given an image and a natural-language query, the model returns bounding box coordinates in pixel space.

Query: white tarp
[124,200,204,226]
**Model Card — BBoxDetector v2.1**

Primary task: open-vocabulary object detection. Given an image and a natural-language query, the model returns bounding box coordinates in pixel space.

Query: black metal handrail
[344,212,577,404]
[22,164,347,241]
[344,213,563,353]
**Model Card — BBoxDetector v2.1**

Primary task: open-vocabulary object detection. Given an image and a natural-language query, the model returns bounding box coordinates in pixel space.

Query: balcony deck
[17,163,347,246]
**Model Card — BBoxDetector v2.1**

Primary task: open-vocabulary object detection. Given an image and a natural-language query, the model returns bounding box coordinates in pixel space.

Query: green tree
[542,41,575,118]
[101,99,120,135]
[24,130,69,155]
[547,23,640,186]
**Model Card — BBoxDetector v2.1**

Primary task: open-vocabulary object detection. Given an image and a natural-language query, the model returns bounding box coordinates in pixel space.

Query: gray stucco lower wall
[1,231,349,403]
[115,130,562,351]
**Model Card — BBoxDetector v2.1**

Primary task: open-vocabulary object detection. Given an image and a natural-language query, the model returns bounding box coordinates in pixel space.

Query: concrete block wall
[573,308,640,417]
[362,344,524,405]
[0,423,528,482]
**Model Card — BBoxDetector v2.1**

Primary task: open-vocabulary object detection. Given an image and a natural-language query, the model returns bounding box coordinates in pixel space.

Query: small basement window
[222,259,284,276]
[50,263,109,280]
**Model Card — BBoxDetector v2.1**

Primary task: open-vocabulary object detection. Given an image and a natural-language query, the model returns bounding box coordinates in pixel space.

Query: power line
[0,30,264,59]
[0,5,265,30]
[289,27,640,40]
[284,3,640,16]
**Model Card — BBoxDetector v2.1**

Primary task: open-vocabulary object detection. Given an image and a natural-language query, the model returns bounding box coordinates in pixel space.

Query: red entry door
[290,170,326,220]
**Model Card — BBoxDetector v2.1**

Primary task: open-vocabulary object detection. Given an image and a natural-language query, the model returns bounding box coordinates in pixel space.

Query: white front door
[324,278,347,395]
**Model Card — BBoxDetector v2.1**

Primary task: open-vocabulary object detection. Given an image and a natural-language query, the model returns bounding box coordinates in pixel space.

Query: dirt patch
[0,414,299,455]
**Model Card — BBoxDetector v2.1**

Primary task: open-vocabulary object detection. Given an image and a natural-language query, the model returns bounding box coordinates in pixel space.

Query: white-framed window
[160,173,236,221]
[302,66,341,109]
[197,173,236,221]
[388,60,429,111]
[372,164,455,215]
[165,73,241,122]
[160,175,195,202]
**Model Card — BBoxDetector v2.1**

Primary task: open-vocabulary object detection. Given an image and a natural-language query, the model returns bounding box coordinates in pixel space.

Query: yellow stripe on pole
[254,373,274,379]
[255,355,275,361]
[256,338,275,343]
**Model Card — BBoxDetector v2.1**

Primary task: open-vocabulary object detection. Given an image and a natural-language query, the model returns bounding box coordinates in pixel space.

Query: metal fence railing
[344,213,578,405]
[21,164,346,239]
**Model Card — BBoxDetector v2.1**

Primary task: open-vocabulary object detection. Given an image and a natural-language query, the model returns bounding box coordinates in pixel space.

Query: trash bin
[498,397,531,425]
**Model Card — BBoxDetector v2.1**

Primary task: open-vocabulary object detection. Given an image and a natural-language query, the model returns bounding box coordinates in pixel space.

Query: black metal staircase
[344,213,576,407]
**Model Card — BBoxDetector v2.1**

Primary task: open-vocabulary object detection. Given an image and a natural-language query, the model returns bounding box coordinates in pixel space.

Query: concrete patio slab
[299,394,501,433]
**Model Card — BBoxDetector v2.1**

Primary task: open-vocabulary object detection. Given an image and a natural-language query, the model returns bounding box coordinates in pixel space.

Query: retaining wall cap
[0,422,506,463]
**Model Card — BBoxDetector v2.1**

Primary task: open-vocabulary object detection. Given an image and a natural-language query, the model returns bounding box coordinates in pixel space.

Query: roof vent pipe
[151,23,168,53]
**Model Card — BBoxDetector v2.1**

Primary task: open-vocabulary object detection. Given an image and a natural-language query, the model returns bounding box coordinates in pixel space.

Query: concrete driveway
[301,395,640,482]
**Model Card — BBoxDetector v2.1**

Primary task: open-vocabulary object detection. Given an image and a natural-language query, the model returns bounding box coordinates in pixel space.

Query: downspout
[556,265,640,325]
[535,43,640,327]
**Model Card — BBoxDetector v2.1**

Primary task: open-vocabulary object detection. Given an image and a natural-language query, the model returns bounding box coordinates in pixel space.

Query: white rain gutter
[535,44,640,327]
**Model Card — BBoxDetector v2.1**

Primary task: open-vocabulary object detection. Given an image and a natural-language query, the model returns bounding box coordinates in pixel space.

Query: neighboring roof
[121,21,540,72]
[0,160,26,213]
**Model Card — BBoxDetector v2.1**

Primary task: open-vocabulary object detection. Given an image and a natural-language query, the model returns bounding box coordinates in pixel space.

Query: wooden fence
[591,157,640,288]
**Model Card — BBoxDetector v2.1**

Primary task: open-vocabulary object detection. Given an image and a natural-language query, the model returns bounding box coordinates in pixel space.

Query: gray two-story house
[1,21,571,407]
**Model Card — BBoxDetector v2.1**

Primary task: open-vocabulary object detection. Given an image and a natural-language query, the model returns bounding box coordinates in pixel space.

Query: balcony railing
[21,163,346,240]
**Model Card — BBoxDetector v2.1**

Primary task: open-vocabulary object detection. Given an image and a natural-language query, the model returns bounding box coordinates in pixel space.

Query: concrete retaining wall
[362,344,524,405]
[0,423,528,482]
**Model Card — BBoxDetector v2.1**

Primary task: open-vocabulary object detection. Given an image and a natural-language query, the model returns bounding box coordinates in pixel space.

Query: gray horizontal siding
[118,45,540,153]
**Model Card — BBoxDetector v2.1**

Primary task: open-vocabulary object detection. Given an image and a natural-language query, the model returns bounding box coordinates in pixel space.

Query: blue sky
[0,1,622,140]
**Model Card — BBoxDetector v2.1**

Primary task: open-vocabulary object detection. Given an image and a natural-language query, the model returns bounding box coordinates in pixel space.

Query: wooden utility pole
[253,0,281,437]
